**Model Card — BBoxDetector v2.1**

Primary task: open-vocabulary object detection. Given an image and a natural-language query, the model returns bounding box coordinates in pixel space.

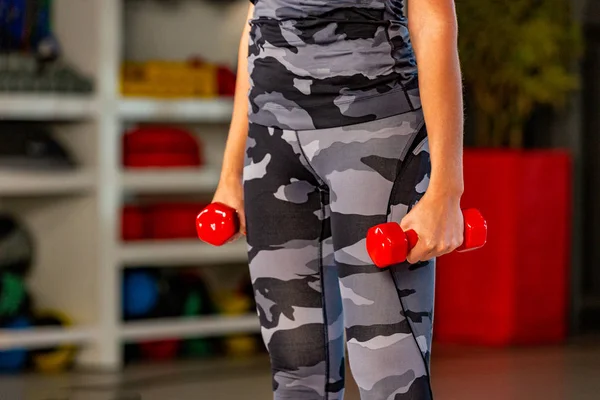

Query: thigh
[243,122,325,348]
[243,123,345,398]
[296,112,435,398]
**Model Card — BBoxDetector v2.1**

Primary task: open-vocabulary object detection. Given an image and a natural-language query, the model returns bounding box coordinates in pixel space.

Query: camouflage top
[247,0,422,131]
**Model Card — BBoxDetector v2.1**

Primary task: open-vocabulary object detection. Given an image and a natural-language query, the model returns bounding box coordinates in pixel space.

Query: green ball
[0,273,26,318]
[185,338,214,358]
[183,292,202,316]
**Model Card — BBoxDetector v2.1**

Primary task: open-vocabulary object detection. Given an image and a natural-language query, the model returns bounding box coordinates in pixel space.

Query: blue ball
[0,316,31,372]
[123,271,159,318]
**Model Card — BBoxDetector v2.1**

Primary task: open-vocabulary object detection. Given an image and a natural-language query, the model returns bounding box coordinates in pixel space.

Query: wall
[123,0,249,67]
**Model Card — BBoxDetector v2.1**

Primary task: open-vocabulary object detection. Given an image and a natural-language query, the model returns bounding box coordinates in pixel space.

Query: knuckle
[408,251,423,264]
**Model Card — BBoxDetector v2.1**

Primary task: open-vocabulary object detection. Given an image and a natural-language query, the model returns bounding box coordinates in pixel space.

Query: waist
[248,77,421,131]
[248,18,419,130]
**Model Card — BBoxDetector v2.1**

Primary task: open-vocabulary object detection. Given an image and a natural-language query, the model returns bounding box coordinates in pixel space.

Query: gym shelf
[0,170,96,196]
[121,167,220,194]
[120,314,259,342]
[118,98,233,122]
[118,239,248,266]
[0,95,97,120]
[0,326,95,351]
[0,0,252,369]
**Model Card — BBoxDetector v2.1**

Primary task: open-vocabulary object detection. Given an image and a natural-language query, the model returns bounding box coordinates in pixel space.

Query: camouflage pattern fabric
[247,0,421,131]
[243,110,435,400]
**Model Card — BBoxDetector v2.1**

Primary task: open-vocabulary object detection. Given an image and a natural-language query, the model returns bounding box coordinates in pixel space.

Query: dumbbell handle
[366,208,487,268]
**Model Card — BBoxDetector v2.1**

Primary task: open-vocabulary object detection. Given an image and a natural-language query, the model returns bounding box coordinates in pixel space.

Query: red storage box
[147,203,208,239]
[434,149,571,346]
[122,205,148,241]
[124,153,200,168]
[123,126,202,168]
[217,66,236,96]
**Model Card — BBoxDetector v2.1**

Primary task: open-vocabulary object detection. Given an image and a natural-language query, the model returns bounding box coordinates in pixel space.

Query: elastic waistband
[248,85,421,132]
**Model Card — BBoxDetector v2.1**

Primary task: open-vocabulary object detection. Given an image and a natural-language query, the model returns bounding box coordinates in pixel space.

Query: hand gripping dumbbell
[366,208,487,268]
[196,203,240,246]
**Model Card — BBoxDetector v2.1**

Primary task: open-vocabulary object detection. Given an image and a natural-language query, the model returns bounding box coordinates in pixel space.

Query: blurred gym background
[0,0,599,399]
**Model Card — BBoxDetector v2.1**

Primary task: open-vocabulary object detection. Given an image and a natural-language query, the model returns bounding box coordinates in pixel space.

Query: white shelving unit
[121,168,220,193]
[0,95,97,120]
[0,170,96,196]
[120,314,259,342]
[0,0,254,369]
[0,327,96,350]
[119,240,248,266]
[119,98,234,122]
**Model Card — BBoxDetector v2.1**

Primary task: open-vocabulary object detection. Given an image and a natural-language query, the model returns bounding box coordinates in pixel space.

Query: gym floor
[1,337,599,400]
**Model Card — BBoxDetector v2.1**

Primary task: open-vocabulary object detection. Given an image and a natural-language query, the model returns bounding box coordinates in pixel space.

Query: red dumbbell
[196,203,240,246]
[366,208,487,268]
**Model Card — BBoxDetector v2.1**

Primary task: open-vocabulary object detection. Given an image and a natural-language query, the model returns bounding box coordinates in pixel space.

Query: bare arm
[212,4,254,234]
[400,0,465,262]
[220,4,253,183]
[408,0,463,196]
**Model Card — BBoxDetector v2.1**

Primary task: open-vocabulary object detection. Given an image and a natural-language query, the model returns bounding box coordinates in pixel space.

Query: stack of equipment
[147,203,208,240]
[121,203,208,241]
[0,54,93,93]
[123,270,214,320]
[1,1,93,93]
[0,123,76,170]
[122,269,216,361]
[122,126,203,168]
[121,60,217,98]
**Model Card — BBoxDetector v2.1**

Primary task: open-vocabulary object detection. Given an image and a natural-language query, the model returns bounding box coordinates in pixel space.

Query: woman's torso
[248,0,421,130]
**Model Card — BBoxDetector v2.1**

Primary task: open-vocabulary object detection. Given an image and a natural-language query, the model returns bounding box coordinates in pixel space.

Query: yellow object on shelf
[32,310,77,374]
[223,335,258,358]
[121,60,218,99]
[214,291,252,316]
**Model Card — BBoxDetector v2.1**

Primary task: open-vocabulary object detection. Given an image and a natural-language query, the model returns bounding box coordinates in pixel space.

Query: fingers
[402,220,464,264]
[400,213,432,263]
[399,212,413,233]
[405,235,464,264]
[406,245,430,264]
[398,198,465,264]
[400,214,424,263]
[238,208,247,236]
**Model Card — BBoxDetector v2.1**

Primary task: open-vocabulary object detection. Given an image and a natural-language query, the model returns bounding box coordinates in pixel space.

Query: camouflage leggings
[243,110,435,400]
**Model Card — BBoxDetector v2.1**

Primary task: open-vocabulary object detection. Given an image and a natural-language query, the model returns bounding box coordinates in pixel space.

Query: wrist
[220,163,242,179]
[220,174,242,185]
[427,179,464,200]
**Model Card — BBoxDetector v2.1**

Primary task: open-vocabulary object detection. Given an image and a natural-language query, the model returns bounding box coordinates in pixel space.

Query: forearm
[408,0,464,197]
[220,5,253,182]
